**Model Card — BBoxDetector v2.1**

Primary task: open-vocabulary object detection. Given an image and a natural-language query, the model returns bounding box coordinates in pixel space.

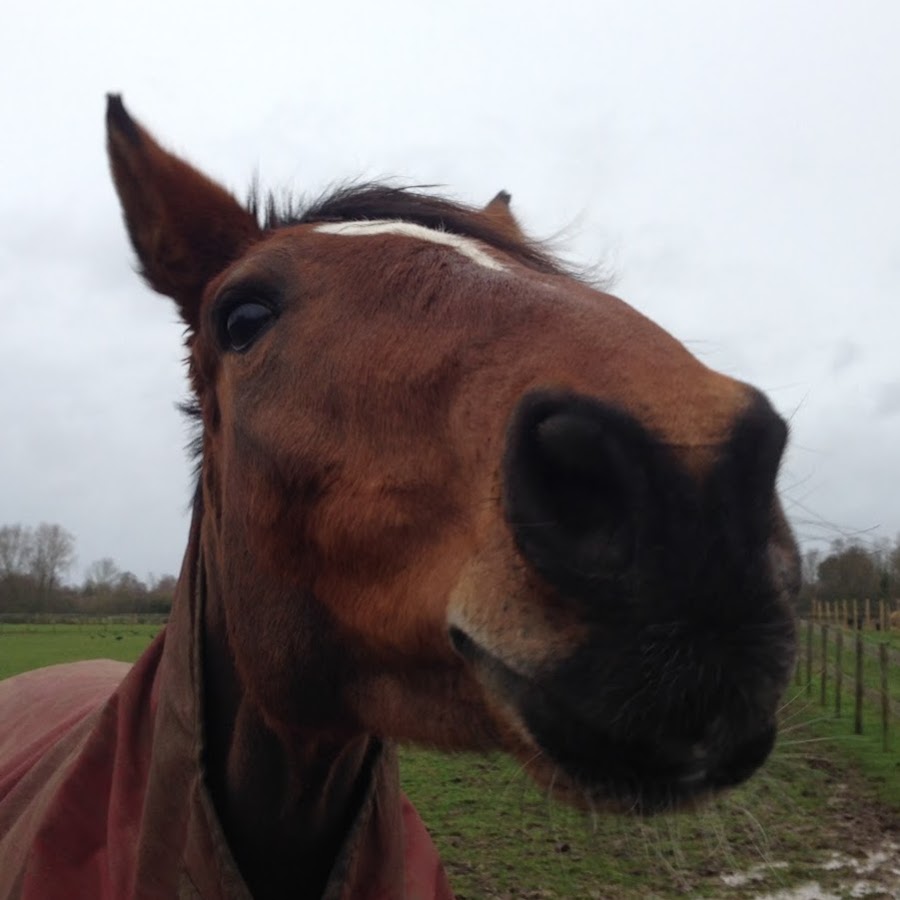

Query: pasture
[0,622,159,680]
[3,624,899,898]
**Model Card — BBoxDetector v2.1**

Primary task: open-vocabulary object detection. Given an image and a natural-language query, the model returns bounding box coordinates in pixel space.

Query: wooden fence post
[853,599,859,630]
[835,628,843,718]
[880,643,890,752]
[820,623,828,706]
[865,598,872,631]
[854,628,864,735]
[806,619,814,697]
[879,599,886,633]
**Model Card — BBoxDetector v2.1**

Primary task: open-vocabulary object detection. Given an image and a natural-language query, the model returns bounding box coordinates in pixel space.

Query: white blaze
[315,220,506,272]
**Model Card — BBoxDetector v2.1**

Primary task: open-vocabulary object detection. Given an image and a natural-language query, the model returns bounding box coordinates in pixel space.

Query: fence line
[799,606,899,752]
[811,598,899,633]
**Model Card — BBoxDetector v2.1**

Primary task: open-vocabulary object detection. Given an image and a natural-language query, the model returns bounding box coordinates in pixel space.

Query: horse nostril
[533,412,637,555]
[503,392,649,596]
[535,412,618,479]
[712,390,790,555]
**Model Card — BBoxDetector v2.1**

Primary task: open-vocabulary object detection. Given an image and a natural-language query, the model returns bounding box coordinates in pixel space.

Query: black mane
[247,183,565,276]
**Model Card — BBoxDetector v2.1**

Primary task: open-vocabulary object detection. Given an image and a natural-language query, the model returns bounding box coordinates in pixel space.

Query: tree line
[3,522,898,619]
[0,523,175,615]
[801,536,900,615]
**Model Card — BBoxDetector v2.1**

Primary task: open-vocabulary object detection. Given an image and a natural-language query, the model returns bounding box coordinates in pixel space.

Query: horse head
[107,94,797,893]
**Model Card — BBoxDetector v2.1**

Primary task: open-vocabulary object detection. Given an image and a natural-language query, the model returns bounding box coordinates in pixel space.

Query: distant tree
[794,548,823,615]
[79,560,152,613]
[84,557,120,593]
[891,536,900,582]
[152,574,177,595]
[0,525,35,612]
[144,573,176,614]
[0,524,34,578]
[871,536,891,570]
[116,571,146,595]
[0,523,78,612]
[81,557,123,613]
[816,542,880,603]
[889,535,900,607]
[869,537,893,599]
[0,523,178,616]
[29,523,76,593]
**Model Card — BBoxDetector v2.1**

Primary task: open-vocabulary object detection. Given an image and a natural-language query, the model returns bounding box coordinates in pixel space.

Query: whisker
[779,735,857,746]
[777,715,839,734]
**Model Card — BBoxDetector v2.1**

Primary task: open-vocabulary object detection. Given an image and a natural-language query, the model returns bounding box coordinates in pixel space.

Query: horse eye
[222,301,275,352]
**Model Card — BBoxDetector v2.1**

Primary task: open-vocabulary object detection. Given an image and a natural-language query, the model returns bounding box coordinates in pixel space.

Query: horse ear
[106,94,261,329]
[483,190,526,242]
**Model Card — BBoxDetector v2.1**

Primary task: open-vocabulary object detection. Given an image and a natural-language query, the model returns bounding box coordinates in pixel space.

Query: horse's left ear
[106,94,261,330]
[483,190,526,242]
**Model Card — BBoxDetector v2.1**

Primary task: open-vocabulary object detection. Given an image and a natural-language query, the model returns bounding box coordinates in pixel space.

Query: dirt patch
[711,757,900,899]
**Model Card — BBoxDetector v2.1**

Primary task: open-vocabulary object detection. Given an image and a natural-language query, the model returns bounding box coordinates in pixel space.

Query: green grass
[3,625,899,897]
[798,625,900,806]
[0,623,160,680]
[801,708,900,809]
[399,740,891,899]
[794,665,900,810]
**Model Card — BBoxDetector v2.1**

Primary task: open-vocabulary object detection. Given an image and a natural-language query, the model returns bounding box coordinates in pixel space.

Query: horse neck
[192,504,379,899]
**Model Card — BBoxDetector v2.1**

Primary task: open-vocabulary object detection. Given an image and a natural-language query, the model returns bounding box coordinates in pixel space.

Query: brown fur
[106,95,799,899]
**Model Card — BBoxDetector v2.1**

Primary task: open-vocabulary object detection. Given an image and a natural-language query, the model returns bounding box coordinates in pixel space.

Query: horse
[0,95,799,899]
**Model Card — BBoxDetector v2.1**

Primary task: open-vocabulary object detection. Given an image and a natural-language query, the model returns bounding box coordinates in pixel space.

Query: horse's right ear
[106,94,261,329]
[483,190,527,242]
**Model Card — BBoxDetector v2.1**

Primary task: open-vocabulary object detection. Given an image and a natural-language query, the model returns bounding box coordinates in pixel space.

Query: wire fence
[798,600,900,752]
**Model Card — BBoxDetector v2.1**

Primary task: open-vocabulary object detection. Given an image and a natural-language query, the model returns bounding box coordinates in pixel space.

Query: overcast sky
[2,1,898,583]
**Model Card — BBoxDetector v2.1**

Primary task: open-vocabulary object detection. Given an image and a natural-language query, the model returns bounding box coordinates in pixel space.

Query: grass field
[0,622,160,680]
[400,735,896,899]
[3,625,899,898]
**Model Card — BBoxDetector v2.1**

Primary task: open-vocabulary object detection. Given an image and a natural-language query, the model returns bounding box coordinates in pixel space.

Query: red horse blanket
[0,604,453,899]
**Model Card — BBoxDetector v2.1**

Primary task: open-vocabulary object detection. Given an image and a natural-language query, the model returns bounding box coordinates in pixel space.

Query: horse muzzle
[449,387,799,812]
[450,620,791,813]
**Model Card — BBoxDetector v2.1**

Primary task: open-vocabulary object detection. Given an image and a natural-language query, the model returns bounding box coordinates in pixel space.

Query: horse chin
[516,721,777,817]
[450,626,780,816]
[518,755,717,817]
